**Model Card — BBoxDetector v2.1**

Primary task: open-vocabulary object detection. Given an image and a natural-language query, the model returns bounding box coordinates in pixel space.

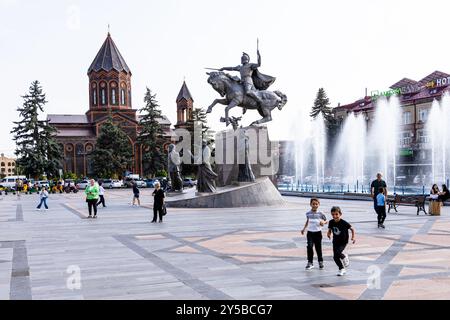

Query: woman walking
[36,187,49,211]
[97,182,106,208]
[132,182,141,207]
[85,179,99,219]
[152,182,166,223]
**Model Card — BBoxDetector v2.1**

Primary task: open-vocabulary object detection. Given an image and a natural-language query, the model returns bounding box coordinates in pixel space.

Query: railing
[277,182,433,196]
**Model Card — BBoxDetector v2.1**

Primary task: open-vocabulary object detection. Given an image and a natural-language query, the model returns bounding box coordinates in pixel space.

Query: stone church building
[48,33,193,177]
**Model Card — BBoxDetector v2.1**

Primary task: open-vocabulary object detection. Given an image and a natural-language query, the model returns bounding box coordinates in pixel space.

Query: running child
[327,206,356,276]
[301,198,328,270]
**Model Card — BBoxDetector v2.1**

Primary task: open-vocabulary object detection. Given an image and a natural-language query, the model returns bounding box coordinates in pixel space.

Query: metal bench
[386,194,427,215]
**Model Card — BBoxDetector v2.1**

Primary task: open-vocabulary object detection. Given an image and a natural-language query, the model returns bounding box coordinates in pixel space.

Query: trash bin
[429,200,441,216]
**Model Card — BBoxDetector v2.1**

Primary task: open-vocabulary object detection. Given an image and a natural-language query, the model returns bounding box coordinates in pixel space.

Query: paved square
[1,190,449,300]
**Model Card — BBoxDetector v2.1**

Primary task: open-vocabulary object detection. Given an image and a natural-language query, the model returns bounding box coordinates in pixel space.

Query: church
[48,33,195,177]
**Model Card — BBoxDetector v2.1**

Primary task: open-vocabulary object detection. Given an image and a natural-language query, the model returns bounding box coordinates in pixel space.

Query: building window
[112,89,117,105]
[403,111,412,125]
[399,131,412,147]
[418,108,428,122]
[110,82,118,105]
[8,169,11,173]
[93,89,97,106]
[0,162,4,167]
[100,82,107,105]
[121,89,126,105]
[417,130,429,144]
[101,89,107,105]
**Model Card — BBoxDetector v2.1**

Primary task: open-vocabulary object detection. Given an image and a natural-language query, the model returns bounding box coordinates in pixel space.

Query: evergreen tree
[91,118,133,178]
[184,108,214,175]
[186,108,215,156]
[11,81,62,179]
[137,88,166,177]
[310,88,333,121]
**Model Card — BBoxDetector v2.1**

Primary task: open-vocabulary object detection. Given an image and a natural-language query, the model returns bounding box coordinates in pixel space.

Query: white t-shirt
[99,186,105,196]
[306,211,327,232]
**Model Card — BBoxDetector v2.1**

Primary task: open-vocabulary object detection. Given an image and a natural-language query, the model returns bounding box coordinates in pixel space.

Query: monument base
[214,125,278,187]
[166,177,285,208]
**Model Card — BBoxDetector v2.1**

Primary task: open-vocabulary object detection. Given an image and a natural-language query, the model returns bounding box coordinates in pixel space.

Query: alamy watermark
[66,265,82,290]
[170,122,280,176]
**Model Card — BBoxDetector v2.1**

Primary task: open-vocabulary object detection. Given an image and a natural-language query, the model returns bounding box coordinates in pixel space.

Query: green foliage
[91,118,133,178]
[64,172,78,180]
[155,169,167,178]
[137,88,166,176]
[310,88,333,121]
[10,81,62,180]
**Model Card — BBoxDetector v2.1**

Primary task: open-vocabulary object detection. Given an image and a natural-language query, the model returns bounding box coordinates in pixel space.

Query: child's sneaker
[319,262,324,269]
[305,262,314,270]
[343,254,350,268]
[337,269,347,276]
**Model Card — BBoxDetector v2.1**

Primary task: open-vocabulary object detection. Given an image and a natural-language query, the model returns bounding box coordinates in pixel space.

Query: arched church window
[92,82,98,106]
[121,89,126,105]
[110,82,118,105]
[100,82,108,105]
[120,82,127,106]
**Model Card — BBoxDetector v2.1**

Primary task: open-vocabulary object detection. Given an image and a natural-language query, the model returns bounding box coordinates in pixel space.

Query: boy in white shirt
[301,198,328,270]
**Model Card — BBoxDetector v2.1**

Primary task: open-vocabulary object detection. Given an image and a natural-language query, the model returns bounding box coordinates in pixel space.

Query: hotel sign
[424,76,450,88]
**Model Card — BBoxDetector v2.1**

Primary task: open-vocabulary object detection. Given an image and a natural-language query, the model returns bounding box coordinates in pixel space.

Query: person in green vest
[85,179,99,219]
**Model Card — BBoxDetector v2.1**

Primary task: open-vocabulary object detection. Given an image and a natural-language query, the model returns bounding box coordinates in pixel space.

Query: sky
[2,0,450,157]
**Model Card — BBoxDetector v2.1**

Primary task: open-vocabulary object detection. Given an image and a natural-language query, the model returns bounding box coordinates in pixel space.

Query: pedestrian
[152,181,166,223]
[430,184,440,199]
[371,173,387,214]
[301,198,327,270]
[97,182,106,208]
[36,187,49,211]
[438,184,450,203]
[85,179,99,219]
[327,206,356,276]
[132,181,140,207]
[376,187,386,228]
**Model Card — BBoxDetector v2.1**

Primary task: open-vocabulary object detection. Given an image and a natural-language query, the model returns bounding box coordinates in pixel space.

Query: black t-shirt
[153,189,165,206]
[328,219,352,245]
[133,184,139,195]
[371,179,387,196]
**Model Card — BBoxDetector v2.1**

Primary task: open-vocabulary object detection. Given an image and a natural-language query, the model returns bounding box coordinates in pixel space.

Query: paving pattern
[1,189,449,300]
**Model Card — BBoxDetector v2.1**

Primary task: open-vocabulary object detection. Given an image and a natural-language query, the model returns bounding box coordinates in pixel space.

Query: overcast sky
[1,0,450,157]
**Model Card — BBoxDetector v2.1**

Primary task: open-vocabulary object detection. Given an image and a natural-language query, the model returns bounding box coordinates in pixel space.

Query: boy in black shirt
[327,206,356,276]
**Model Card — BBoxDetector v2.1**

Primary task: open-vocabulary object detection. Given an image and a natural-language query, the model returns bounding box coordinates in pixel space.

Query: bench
[386,194,427,215]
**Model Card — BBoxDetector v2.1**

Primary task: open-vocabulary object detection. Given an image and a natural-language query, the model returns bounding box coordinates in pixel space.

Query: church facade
[48,33,176,178]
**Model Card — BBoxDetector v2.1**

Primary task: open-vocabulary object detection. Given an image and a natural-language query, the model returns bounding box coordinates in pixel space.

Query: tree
[184,108,215,175]
[137,88,166,177]
[91,118,133,178]
[11,81,62,179]
[310,88,333,121]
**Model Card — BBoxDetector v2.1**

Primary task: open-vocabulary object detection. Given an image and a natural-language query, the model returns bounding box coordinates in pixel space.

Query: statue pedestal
[214,126,279,187]
[166,177,285,208]
[166,190,187,197]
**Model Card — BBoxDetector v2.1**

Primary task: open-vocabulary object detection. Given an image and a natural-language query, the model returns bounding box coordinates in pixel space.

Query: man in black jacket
[371,173,387,214]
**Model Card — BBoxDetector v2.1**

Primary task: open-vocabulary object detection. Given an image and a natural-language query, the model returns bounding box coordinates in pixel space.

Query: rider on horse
[219,50,276,110]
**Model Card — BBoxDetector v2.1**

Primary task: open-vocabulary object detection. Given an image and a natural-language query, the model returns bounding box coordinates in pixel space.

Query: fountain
[288,95,401,193]
[293,108,326,187]
[427,93,450,185]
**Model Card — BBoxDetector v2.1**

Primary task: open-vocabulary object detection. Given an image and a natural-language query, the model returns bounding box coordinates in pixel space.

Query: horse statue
[206,71,287,127]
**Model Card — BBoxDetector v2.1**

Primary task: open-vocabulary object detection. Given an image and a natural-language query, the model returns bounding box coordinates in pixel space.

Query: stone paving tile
[1,191,450,300]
